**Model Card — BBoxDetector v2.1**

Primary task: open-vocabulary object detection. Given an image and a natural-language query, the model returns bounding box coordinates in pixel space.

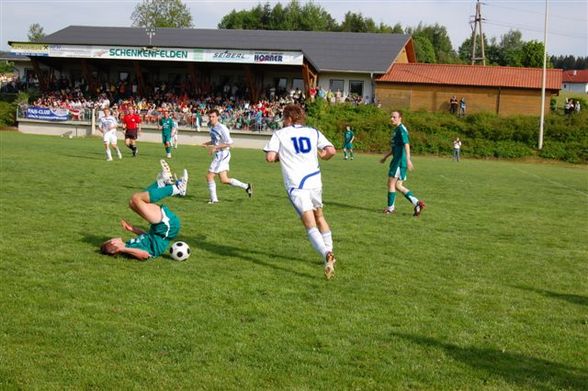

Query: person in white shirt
[453,137,462,162]
[202,109,252,203]
[98,107,122,161]
[263,104,337,279]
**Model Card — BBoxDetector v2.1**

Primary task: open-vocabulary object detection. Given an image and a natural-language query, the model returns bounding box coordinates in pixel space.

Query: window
[329,79,344,92]
[119,72,129,81]
[349,80,364,97]
[292,78,304,90]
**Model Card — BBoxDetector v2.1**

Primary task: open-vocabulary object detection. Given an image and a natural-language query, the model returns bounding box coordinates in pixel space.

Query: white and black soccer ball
[170,241,191,261]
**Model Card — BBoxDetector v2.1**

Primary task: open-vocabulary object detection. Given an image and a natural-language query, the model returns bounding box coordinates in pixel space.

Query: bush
[305,101,587,163]
[0,101,16,127]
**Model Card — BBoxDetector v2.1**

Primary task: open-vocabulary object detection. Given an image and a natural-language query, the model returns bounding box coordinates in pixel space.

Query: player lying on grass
[101,160,188,260]
[263,104,337,280]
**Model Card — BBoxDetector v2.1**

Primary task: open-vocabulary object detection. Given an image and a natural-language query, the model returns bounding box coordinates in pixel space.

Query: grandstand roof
[38,26,413,73]
[377,63,562,90]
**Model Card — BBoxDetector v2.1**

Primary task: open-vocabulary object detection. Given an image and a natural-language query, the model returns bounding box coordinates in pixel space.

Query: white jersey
[209,122,233,148]
[264,124,333,191]
[99,115,118,133]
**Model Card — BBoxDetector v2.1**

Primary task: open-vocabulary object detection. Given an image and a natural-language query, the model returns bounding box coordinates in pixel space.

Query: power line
[486,3,588,23]
[485,20,588,40]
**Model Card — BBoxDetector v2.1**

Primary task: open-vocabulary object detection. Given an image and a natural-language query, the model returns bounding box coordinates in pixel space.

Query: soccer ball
[170,241,191,261]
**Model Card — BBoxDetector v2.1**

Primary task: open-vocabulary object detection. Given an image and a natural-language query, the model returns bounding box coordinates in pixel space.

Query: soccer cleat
[207,200,219,204]
[106,157,113,161]
[132,148,138,157]
[383,207,396,214]
[157,159,174,185]
[413,200,426,217]
[324,252,336,280]
[246,183,253,198]
[175,169,189,197]
[166,153,172,159]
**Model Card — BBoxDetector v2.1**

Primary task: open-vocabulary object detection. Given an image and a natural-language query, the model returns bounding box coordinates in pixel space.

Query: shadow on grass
[185,234,316,280]
[265,193,379,213]
[512,285,588,307]
[391,332,588,390]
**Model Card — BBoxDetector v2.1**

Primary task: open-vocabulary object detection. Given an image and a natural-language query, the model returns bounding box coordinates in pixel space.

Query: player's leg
[350,147,354,160]
[396,180,425,216]
[343,147,348,160]
[206,171,219,203]
[314,208,332,252]
[129,191,165,224]
[385,175,398,213]
[219,170,252,197]
[104,138,113,161]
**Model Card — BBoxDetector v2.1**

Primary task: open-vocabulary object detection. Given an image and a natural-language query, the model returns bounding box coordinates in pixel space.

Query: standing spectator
[450,96,458,114]
[309,86,317,102]
[122,106,141,157]
[202,109,252,204]
[98,107,122,161]
[459,97,467,117]
[343,125,355,160]
[453,137,462,162]
[159,110,174,159]
[263,104,337,279]
[380,111,425,216]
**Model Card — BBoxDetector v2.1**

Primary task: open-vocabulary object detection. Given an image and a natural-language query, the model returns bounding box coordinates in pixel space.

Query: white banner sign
[11,44,304,65]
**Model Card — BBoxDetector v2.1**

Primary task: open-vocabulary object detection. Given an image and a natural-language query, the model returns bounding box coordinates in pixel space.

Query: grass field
[1,132,587,390]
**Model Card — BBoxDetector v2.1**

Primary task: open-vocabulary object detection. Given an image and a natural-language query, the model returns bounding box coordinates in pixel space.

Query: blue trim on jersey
[298,170,320,189]
[287,188,303,216]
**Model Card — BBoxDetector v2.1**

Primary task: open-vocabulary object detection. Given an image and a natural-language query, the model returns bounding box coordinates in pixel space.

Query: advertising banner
[11,43,304,65]
[25,106,70,121]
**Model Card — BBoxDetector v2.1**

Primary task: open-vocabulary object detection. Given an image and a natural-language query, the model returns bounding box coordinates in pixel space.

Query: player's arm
[318,145,336,160]
[118,246,151,261]
[265,151,279,163]
[380,150,393,163]
[121,219,146,235]
[405,143,414,170]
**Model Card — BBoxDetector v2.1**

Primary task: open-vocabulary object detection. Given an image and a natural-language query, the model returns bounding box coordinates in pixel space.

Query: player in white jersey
[202,109,252,204]
[263,104,337,279]
[98,107,122,161]
[171,118,179,149]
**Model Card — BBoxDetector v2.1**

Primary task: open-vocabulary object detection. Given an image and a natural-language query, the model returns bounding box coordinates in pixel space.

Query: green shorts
[344,142,353,150]
[162,133,172,145]
[125,205,180,258]
[388,161,407,181]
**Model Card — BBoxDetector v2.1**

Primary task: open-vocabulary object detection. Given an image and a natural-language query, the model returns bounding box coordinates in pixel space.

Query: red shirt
[123,113,141,130]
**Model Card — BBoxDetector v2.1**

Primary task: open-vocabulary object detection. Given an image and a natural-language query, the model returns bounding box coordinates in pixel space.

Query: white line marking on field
[513,167,588,197]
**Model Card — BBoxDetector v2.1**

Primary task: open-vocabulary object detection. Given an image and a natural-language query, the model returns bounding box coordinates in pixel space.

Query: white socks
[307,227,328,258]
[106,149,112,160]
[229,178,248,189]
[321,231,333,252]
[208,181,218,202]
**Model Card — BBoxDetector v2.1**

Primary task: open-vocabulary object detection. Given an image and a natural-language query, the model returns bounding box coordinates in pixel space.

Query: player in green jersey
[159,110,175,158]
[343,125,355,160]
[100,160,189,260]
[379,111,425,216]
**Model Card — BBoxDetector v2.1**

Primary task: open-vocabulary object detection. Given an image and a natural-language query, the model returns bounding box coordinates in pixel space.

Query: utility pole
[470,0,486,65]
[539,0,548,150]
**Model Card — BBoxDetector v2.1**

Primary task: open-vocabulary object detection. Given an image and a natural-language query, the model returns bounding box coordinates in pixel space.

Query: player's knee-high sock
[387,191,396,208]
[148,184,174,202]
[404,191,419,206]
[307,227,328,258]
[321,231,333,252]
[115,146,122,159]
[165,146,171,154]
[229,178,248,189]
[350,150,354,158]
[208,181,218,202]
[106,148,112,160]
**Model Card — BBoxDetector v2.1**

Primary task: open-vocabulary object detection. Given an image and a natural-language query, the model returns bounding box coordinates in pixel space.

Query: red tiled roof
[562,69,588,83]
[377,63,562,90]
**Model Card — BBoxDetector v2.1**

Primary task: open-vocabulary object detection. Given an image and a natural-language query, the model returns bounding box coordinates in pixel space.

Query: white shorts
[208,150,231,173]
[103,130,118,145]
[288,188,323,216]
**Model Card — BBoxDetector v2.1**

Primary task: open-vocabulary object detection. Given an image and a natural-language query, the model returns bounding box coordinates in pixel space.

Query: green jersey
[125,205,180,258]
[390,123,410,168]
[160,118,174,137]
[344,129,354,144]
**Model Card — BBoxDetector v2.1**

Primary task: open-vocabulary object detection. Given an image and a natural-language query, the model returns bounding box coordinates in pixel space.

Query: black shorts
[125,130,138,140]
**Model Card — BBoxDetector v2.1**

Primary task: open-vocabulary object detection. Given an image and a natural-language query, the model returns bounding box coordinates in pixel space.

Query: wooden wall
[375,83,555,116]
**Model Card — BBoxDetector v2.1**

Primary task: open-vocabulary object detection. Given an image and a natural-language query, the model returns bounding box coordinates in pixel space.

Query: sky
[0,0,586,57]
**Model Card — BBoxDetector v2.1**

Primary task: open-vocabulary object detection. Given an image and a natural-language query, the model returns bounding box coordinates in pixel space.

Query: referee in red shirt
[122,106,142,157]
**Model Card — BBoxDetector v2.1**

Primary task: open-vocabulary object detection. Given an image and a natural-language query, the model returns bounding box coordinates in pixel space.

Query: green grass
[1,132,587,390]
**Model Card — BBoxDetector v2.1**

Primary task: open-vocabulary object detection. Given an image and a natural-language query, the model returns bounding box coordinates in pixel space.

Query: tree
[412,35,436,63]
[407,23,458,63]
[131,0,193,28]
[521,40,549,68]
[27,23,45,42]
[339,12,377,32]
